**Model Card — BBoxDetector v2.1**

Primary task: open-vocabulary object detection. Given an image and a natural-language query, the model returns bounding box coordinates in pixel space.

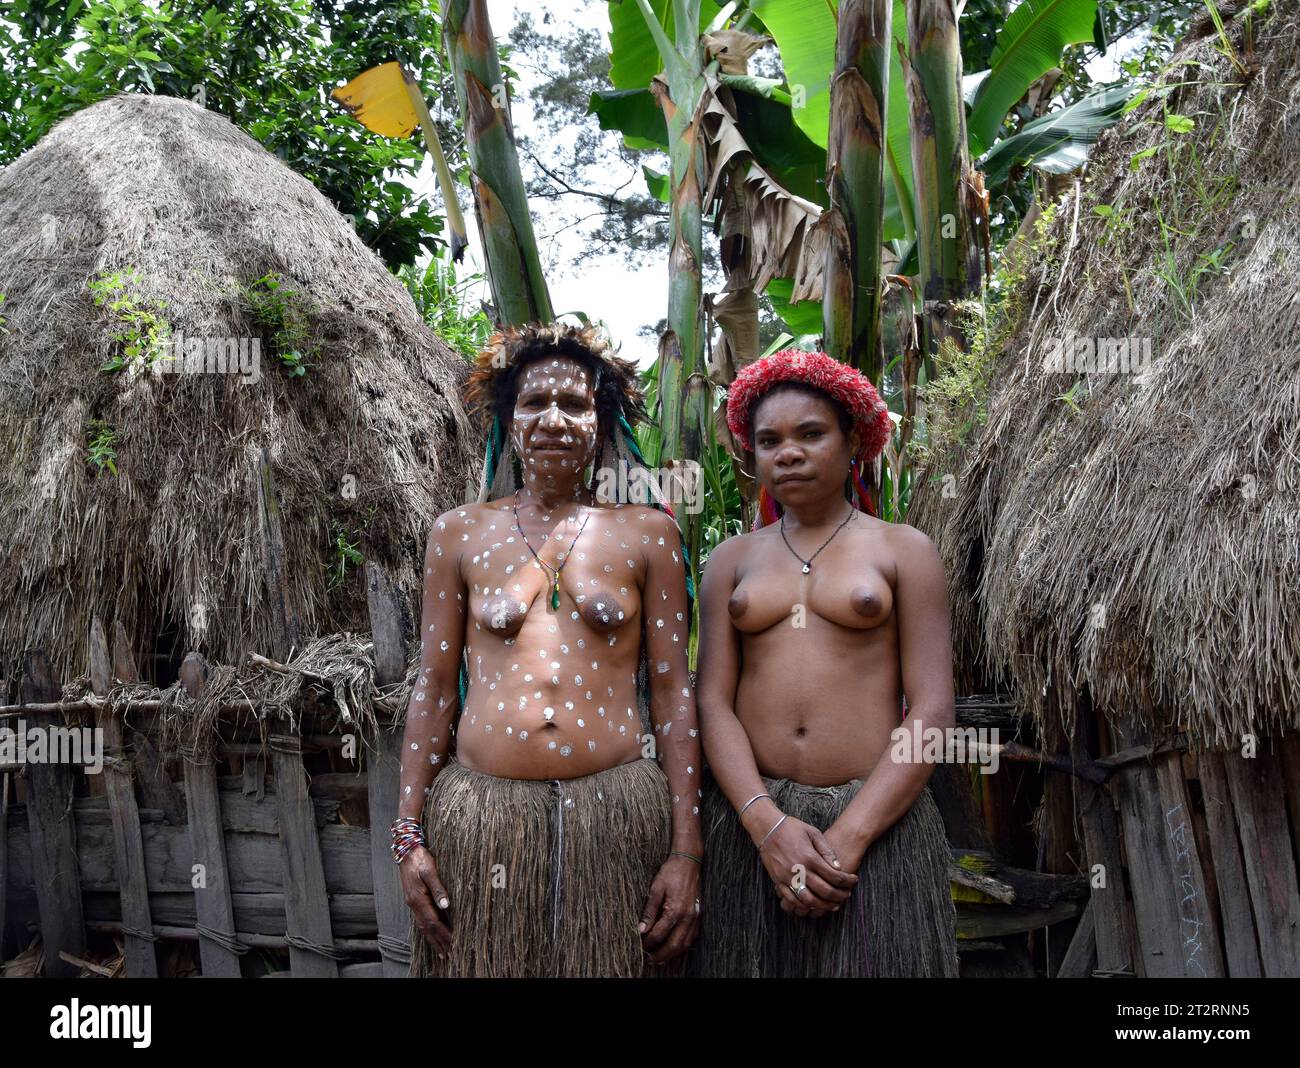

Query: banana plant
[443,0,552,325]
[901,0,986,378]
[822,0,892,386]
[597,0,1110,338]
[594,0,1119,529]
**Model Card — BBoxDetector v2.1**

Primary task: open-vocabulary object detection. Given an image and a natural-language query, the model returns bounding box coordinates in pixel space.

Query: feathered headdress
[464,322,671,510]
[726,348,893,529]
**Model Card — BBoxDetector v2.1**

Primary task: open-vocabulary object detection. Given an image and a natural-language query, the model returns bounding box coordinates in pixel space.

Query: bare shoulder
[879,521,939,556]
[700,527,753,579]
[880,522,946,584]
[427,501,493,549]
[608,501,681,542]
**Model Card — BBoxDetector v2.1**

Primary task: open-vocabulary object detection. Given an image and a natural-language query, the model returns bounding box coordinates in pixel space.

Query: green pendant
[550,580,560,610]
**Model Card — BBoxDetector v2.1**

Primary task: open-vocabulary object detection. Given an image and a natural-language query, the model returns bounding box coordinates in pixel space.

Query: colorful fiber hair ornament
[725,349,893,530]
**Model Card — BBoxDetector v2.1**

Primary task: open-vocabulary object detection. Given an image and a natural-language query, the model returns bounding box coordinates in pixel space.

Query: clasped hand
[758,816,860,919]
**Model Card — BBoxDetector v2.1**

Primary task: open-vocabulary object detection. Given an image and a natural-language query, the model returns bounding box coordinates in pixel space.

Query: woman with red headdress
[691,349,959,977]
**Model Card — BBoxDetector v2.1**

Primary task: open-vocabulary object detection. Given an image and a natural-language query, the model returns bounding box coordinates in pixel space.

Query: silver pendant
[802,563,811,574]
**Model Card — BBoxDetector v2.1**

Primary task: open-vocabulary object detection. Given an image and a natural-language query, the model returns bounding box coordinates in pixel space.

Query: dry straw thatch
[910,1,1299,750]
[0,93,480,691]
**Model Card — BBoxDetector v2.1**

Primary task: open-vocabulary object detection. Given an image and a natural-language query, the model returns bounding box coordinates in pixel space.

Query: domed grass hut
[0,93,480,976]
[910,1,1300,977]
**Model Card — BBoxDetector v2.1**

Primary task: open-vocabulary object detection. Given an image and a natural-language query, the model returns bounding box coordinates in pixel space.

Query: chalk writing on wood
[1165,802,1209,977]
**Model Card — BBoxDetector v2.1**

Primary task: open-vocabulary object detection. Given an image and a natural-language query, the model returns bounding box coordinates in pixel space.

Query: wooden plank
[1070,700,1135,976]
[1057,898,1097,978]
[81,919,377,957]
[1153,750,1224,977]
[256,446,337,975]
[1197,750,1262,977]
[1280,734,1300,881]
[1112,717,1222,977]
[1110,716,1223,977]
[270,731,340,976]
[180,653,243,977]
[363,561,412,977]
[241,754,267,801]
[957,898,1082,939]
[1,770,9,960]
[128,729,186,826]
[1223,747,1300,976]
[89,617,157,977]
[78,891,383,938]
[7,798,374,894]
[113,620,187,826]
[255,447,302,661]
[20,650,86,976]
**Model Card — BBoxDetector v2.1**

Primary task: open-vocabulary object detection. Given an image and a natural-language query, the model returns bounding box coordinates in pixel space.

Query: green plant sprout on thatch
[1202,0,1266,78]
[239,273,318,377]
[1109,65,1245,328]
[1091,204,1134,249]
[0,292,7,331]
[916,203,1061,466]
[327,506,378,592]
[85,419,119,477]
[1153,200,1235,321]
[89,270,171,372]
[1055,379,1086,416]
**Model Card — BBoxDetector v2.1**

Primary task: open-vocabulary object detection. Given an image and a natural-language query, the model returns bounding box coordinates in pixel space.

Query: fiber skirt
[691,773,959,977]
[408,757,673,978]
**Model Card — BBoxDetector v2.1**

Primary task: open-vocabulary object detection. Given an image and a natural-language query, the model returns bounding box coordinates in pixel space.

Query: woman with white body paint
[397,323,702,977]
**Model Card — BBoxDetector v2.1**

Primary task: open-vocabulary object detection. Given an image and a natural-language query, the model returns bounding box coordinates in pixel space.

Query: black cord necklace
[512,491,593,610]
[780,504,856,574]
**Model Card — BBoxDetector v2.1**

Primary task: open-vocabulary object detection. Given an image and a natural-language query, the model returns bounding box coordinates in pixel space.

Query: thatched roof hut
[910,1,1300,753]
[0,93,479,690]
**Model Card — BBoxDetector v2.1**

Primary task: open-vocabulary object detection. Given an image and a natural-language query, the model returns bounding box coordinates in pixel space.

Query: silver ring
[793,884,808,895]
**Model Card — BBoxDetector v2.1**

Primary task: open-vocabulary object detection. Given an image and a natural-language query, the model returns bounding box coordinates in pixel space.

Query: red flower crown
[725,349,892,462]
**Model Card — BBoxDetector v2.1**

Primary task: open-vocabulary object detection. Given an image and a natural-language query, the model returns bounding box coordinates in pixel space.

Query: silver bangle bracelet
[738,792,771,817]
[758,813,788,851]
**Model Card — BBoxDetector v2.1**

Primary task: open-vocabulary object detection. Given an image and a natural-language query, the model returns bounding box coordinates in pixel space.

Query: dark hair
[750,380,854,442]
[492,344,626,448]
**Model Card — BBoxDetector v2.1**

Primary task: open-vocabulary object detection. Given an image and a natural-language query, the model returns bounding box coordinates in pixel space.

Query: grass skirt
[408,757,672,977]
[691,773,959,977]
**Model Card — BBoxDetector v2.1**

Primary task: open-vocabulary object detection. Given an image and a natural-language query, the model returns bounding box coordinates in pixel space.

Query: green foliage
[1152,203,1235,322]
[84,417,119,477]
[967,0,1101,154]
[0,292,6,331]
[327,506,378,592]
[0,0,455,269]
[399,252,494,362]
[916,203,1061,464]
[1054,378,1085,414]
[89,269,171,372]
[238,273,316,377]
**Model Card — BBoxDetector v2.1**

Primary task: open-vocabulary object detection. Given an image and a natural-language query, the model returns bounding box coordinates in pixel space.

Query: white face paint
[509,357,599,488]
